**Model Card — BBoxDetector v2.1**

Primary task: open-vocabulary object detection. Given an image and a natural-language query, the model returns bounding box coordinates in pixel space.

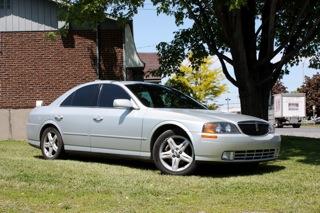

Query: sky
[132,3,319,111]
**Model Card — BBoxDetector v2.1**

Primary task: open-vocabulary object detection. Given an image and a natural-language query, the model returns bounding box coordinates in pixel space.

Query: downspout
[123,26,127,81]
[96,24,100,79]
[0,32,3,55]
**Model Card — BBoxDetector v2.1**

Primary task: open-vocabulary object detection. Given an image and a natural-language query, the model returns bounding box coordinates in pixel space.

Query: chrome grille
[234,149,276,160]
[238,121,269,136]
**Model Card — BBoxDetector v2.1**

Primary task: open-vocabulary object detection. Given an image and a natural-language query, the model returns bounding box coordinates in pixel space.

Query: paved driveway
[275,127,320,138]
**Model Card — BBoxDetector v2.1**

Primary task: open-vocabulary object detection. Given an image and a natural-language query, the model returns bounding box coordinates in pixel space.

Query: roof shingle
[138,52,161,81]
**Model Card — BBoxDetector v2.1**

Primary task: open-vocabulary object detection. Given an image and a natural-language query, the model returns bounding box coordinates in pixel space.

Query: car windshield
[126,84,207,109]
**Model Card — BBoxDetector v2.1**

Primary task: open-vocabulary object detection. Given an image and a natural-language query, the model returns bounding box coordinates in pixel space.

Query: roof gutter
[96,24,100,79]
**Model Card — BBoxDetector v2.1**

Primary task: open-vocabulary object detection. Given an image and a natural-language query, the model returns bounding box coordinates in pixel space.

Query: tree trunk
[238,80,271,120]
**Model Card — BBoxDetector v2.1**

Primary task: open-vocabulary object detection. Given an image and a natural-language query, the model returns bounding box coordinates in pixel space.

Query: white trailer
[269,93,306,128]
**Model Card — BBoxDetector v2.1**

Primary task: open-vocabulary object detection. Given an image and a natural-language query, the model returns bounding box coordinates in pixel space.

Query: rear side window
[98,84,131,107]
[61,84,100,107]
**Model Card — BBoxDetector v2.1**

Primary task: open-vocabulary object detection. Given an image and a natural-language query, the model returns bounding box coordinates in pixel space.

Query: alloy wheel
[43,131,59,158]
[159,136,194,172]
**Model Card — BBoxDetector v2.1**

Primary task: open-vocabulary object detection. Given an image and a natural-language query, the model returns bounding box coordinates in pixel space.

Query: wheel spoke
[47,132,54,142]
[160,150,172,159]
[52,135,57,143]
[167,138,177,150]
[178,140,189,152]
[44,142,50,148]
[172,157,180,171]
[180,152,193,163]
[48,147,53,156]
[52,143,58,152]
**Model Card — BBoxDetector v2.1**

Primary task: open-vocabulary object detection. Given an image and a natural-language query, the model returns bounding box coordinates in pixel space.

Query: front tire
[275,121,283,128]
[40,127,64,160]
[153,130,196,175]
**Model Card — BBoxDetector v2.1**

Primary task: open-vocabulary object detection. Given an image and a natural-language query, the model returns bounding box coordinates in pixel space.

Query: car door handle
[54,115,63,121]
[93,116,103,122]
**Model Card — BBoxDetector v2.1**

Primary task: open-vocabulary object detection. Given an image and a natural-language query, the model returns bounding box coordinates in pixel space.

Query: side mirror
[113,99,138,109]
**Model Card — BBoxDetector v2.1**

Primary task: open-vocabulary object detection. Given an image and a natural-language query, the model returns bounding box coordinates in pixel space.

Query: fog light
[222,151,235,160]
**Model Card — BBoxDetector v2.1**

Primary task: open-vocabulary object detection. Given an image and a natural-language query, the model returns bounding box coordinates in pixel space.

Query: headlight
[202,122,240,136]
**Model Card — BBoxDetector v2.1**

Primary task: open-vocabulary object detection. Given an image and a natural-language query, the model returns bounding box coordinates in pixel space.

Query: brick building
[0,0,145,109]
[0,0,145,140]
[138,52,161,83]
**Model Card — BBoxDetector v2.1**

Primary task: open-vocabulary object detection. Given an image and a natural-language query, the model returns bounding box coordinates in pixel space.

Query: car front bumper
[192,133,281,162]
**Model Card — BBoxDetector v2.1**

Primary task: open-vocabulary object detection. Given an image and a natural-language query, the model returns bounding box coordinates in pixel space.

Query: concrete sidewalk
[275,126,320,138]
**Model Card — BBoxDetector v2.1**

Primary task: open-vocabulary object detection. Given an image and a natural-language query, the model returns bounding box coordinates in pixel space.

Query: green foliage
[166,56,227,109]
[298,73,320,117]
[228,0,248,10]
[58,0,144,28]
[44,32,58,41]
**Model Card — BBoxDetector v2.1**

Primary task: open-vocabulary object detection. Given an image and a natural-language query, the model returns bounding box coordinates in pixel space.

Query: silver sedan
[27,81,281,175]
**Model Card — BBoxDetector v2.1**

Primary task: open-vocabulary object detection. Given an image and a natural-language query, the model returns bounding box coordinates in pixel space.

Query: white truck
[269,93,306,128]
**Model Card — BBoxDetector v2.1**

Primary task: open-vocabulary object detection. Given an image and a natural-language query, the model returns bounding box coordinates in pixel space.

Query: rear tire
[153,130,196,175]
[275,122,283,128]
[292,124,301,128]
[40,127,64,160]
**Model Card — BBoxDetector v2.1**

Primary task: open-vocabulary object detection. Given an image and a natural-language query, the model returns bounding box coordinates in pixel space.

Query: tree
[150,0,320,119]
[298,73,320,118]
[272,80,288,94]
[58,0,144,28]
[166,56,227,109]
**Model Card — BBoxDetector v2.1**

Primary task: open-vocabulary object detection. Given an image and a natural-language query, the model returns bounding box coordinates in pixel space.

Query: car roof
[92,80,160,86]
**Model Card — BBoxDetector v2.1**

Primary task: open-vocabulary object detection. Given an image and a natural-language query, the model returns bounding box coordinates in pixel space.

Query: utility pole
[225,98,231,112]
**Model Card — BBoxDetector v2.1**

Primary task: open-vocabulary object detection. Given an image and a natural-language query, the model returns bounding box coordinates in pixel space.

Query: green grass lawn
[0,137,319,213]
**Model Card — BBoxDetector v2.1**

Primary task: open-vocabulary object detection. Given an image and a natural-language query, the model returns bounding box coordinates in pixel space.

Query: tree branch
[274,17,320,70]
[218,53,233,65]
[255,24,262,38]
[258,0,310,69]
[256,42,285,67]
[255,12,277,39]
[182,1,234,66]
[217,55,238,87]
[214,1,234,47]
[259,17,320,86]
[258,0,278,61]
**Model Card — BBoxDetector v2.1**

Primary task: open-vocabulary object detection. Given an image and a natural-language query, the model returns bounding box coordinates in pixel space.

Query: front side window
[61,84,100,107]
[126,84,206,109]
[98,84,131,107]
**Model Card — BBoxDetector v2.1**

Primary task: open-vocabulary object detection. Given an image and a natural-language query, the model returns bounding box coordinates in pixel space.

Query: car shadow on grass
[280,136,320,165]
[34,153,158,171]
[193,162,285,177]
[33,136,320,177]
[34,153,285,178]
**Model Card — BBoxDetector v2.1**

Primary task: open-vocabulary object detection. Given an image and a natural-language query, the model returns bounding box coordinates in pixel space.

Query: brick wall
[0,29,124,109]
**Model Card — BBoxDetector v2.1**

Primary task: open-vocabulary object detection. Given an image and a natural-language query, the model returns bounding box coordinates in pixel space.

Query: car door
[53,84,100,150]
[90,83,144,152]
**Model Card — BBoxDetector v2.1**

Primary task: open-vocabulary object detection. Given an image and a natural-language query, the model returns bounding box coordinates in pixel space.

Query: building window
[0,0,10,9]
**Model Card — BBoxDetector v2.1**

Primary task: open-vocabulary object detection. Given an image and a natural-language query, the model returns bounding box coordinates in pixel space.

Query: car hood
[153,109,268,124]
